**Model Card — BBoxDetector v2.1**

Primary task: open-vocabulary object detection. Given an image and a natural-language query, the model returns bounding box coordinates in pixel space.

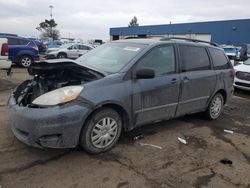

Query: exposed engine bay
[13,60,104,107]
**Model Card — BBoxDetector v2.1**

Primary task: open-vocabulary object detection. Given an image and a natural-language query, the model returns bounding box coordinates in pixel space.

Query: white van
[0,38,11,73]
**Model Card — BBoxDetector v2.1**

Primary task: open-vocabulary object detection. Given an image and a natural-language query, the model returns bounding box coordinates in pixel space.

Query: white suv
[0,38,11,73]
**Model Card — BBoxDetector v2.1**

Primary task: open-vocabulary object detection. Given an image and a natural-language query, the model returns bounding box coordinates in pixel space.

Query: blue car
[0,36,39,67]
[46,40,62,49]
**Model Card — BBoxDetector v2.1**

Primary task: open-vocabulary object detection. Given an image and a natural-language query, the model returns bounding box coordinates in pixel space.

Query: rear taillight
[230,69,236,77]
[1,43,9,56]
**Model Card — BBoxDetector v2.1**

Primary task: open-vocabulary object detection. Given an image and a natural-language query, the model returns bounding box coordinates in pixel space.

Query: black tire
[57,52,67,59]
[80,108,122,154]
[19,55,33,68]
[205,93,224,120]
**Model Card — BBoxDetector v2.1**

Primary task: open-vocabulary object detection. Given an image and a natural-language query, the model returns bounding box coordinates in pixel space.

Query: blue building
[110,19,250,46]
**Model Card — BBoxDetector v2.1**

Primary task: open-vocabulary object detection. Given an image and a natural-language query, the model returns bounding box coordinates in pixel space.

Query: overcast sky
[0,0,250,40]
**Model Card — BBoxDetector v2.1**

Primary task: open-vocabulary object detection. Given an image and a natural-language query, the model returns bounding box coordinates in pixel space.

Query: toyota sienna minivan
[8,38,234,154]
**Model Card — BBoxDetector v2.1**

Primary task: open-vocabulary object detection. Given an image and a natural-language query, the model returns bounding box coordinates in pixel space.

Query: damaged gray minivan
[8,38,234,154]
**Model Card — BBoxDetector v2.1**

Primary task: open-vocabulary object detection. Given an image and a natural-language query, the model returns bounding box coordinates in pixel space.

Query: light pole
[49,5,54,39]
[49,5,53,19]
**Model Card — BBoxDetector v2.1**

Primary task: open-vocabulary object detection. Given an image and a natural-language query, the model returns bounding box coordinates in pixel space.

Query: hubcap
[210,96,223,118]
[91,117,118,149]
[21,57,32,67]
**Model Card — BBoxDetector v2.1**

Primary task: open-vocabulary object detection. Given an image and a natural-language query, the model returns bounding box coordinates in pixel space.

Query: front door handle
[171,78,178,84]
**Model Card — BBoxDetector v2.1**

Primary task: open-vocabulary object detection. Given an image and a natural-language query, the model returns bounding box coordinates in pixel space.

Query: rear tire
[80,108,122,154]
[57,53,67,59]
[19,55,33,68]
[205,93,224,120]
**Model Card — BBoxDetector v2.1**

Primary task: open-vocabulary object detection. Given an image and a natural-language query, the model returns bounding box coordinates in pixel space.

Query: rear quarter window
[79,45,91,50]
[8,38,19,45]
[18,39,29,45]
[7,38,29,45]
[179,45,211,72]
[209,48,231,69]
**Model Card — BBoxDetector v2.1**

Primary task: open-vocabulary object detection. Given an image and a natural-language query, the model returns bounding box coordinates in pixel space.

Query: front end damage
[8,59,102,148]
[14,59,104,107]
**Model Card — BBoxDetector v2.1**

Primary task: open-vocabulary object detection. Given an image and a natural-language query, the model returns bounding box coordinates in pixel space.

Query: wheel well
[57,52,67,57]
[216,89,227,104]
[19,55,33,61]
[84,104,130,131]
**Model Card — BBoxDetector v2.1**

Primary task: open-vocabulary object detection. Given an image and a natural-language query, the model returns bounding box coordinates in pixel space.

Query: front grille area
[235,82,250,88]
[236,71,250,81]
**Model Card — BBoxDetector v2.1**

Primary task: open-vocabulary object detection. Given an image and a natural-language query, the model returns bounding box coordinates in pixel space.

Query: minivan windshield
[75,42,145,74]
[243,58,250,65]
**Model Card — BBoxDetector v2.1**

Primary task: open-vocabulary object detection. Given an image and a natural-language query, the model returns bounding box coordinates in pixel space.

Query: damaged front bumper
[8,94,90,149]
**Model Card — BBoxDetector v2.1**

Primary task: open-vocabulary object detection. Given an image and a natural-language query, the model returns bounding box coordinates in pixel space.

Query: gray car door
[176,45,217,116]
[132,45,181,126]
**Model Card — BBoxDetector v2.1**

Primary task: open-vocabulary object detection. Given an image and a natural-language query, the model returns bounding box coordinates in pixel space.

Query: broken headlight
[32,86,84,106]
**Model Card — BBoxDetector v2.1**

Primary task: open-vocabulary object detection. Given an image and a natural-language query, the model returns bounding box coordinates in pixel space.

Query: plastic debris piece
[139,143,163,149]
[220,158,233,165]
[224,129,234,134]
[178,137,188,145]
[133,134,144,141]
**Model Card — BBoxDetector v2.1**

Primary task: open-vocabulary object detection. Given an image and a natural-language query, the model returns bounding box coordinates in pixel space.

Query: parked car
[30,39,47,54]
[0,37,11,73]
[236,47,241,60]
[240,44,250,61]
[89,39,104,48]
[0,36,39,67]
[222,46,237,60]
[46,43,93,59]
[234,58,250,90]
[46,40,62,49]
[8,38,234,154]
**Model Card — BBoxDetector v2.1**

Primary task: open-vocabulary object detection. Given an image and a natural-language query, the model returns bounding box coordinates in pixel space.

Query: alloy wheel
[21,56,32,67]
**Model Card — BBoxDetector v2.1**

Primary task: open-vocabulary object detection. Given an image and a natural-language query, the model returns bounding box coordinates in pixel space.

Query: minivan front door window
[136,46,176,76]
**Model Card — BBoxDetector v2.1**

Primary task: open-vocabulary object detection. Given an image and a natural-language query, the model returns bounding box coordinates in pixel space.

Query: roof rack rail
[124,36,150,39]
[160,37,219,47]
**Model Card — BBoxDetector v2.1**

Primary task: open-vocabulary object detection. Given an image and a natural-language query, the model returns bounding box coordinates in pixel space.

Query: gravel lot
[0,68,250,188]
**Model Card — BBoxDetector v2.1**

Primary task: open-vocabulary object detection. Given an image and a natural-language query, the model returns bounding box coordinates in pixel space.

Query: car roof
[0,35,30,41]
[67,43,93,47]
[113,38,222,50]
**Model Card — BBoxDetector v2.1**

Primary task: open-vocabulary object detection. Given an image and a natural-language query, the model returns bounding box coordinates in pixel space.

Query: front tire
[19,55,33,67]
[80,108,122,154]
[205,93,224,120]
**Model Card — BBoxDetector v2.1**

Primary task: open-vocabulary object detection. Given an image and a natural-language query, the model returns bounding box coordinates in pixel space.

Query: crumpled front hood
[28,59,106,79]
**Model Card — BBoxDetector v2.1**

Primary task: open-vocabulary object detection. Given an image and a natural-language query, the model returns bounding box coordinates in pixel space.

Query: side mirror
[136,68,155,79]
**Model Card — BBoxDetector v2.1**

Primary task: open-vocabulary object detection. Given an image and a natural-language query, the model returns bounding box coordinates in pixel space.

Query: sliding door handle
[183,76,190,83]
